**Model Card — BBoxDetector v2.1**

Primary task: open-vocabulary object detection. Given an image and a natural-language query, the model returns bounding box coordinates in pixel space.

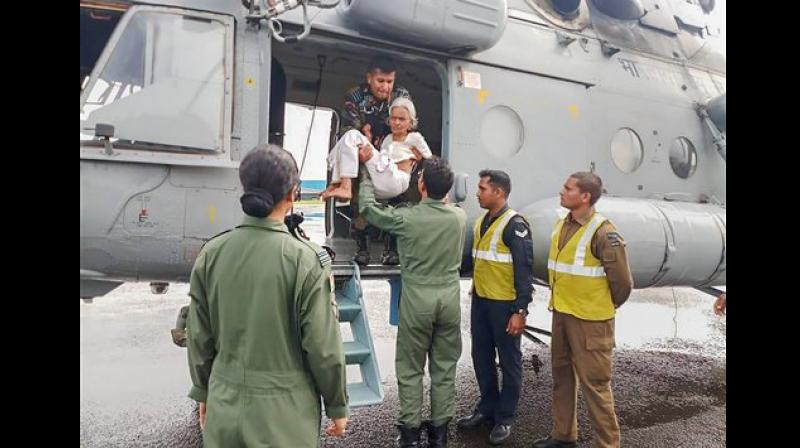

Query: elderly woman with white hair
[322,97,432,202]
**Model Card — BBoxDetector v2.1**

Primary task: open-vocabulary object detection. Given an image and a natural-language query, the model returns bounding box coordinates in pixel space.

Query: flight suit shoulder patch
[317,249,332,267]
[298,239,331,268]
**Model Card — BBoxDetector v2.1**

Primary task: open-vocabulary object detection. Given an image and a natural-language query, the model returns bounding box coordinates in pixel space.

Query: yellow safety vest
[547,212,615,320]
[472,208,517,301]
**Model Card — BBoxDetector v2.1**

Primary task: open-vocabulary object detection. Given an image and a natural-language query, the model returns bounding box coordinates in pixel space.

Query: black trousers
[470,295,522,425]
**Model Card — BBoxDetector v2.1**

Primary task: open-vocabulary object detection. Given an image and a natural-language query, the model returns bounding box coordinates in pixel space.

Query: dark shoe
[353,250,370,266]
[381,250,400,265]
[352,228,370,265]
[456,410,492,429]
[396,424,421,448]
[531,436,577,448]
[427,422,448,448]
[488,424,512,445]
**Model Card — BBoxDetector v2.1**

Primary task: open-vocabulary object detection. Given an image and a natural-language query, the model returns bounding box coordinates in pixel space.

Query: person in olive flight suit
[358,149,467,448]
[457,170,535,446]
[186,144,349,448]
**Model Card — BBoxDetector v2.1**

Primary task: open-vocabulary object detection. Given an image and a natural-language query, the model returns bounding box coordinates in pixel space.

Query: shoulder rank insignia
[317,249,332,267]
[515,229,529,238]
[607,231,623,247]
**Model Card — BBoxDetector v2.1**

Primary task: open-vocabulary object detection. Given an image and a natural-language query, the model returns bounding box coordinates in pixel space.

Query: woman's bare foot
[320,183,339,200]
[326,177,353,200]
[321,178,353,201]
[325,185,352,201]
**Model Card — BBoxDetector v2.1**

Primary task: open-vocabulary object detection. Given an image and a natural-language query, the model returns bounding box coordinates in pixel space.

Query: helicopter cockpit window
[80,9,231,153]
[81,6,125,92]
[669,137,697,179]
[610,128,643,173]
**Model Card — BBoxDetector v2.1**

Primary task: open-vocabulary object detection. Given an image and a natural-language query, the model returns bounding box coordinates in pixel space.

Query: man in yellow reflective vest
[457,170,534,445]
[533,172,633,448]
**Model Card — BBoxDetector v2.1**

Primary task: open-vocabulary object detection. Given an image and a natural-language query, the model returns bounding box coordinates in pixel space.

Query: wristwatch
[515,308,528,317]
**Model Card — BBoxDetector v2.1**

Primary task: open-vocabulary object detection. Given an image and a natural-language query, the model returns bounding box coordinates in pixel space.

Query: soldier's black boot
[396,424,421,448]
[352,228,370,266]
[381,234,400,265]
[427,421,449,448]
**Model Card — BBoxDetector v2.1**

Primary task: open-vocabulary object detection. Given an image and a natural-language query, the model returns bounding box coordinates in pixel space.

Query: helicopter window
[81,6,125,92]
[669,137,697,179]
[610,128,643,173]
[480,106,524,159]
[80,9,231,152]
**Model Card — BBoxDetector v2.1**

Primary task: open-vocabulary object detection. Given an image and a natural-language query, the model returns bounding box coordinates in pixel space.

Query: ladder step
[336,297,361,322]
[332,262,383,408]
[343,341,370,364]
[346,381,384,407]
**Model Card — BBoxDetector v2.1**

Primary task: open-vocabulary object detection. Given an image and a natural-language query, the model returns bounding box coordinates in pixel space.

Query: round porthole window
[610,128,643,173]
[669,137,697,179]
[480,106,524,158]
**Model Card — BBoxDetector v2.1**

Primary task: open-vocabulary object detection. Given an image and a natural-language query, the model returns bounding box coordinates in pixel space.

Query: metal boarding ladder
[334,262,383,407]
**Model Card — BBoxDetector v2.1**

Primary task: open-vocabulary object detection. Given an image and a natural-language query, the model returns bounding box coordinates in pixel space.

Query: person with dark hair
[186,144,349,448]
[532,172,633,448]
[336,54,412,265]
[357,156,466,448]
[456,169,534,445]
[340,54,411,149]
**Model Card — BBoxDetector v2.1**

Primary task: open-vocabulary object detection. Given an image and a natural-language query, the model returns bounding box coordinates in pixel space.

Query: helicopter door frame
[273,27,451,159]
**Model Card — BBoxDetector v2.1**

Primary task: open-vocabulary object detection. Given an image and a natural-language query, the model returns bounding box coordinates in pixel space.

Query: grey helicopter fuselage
[80,0,726,298]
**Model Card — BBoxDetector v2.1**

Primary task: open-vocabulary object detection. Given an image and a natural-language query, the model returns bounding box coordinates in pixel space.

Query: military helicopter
[80,0,725,406]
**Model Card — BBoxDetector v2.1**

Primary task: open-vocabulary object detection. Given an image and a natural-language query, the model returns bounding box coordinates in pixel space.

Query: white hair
[388,97,419,130]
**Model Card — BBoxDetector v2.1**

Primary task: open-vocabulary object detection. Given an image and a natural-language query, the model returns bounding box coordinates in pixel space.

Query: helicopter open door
[270,36,447,276]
